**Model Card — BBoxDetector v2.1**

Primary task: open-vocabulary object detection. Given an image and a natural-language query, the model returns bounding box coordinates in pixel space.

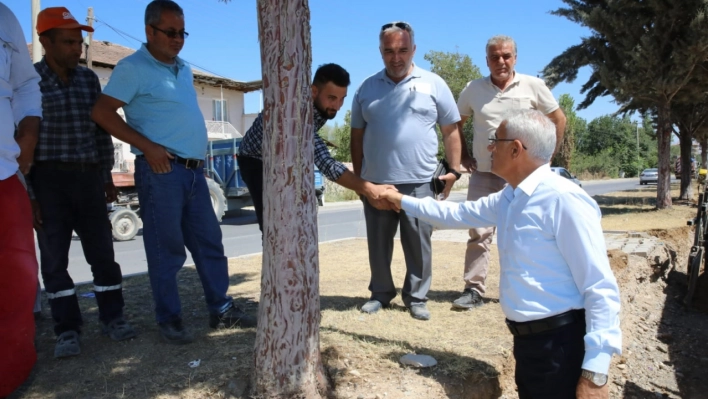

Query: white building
[33,40,262,172]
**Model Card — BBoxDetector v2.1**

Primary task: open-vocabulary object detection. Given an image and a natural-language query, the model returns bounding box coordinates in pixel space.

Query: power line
[92,17,235,81]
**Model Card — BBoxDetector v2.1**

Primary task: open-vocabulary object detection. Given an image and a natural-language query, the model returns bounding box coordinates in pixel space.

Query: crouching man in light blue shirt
[380,109,620,399]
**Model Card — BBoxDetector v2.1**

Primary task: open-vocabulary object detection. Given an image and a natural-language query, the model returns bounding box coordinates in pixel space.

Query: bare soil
[10,185,708,399]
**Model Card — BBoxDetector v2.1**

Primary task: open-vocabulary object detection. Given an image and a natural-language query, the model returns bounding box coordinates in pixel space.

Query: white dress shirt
[401,164,621,374]
[0,2,42,180]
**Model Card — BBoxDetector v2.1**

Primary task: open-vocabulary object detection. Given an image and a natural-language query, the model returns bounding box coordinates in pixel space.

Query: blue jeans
[135,157,232,324]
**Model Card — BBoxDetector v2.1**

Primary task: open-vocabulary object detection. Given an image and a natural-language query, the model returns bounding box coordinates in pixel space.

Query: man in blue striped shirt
[238,63,395,232]
[380,109,620,399]
[31,6,135,359]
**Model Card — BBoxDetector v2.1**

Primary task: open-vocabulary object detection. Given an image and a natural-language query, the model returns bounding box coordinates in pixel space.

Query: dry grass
[599,183,697,231]
[13,183,700,399]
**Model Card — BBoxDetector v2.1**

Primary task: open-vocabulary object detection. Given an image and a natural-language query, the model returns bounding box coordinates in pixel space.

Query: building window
[213,99,229,122]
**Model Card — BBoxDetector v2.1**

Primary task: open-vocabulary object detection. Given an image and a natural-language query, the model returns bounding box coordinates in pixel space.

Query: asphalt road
[49,177,643,285]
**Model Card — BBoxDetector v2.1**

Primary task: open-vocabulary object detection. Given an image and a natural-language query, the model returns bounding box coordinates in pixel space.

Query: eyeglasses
[489,137,528,150]
[150,24,189,39]
[381,22,410,31]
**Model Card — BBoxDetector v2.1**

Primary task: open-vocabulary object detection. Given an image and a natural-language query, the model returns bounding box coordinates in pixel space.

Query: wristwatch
[449,169,462,181]
[581,369,608,387]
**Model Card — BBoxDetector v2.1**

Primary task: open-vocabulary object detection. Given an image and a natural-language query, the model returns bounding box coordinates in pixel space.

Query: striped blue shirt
[401,164,621,374]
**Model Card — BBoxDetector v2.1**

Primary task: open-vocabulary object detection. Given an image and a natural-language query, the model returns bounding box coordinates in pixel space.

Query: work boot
[209,302,257,328]
[158,319,194,345]
[102,317,137,341]
[54,330,81,358]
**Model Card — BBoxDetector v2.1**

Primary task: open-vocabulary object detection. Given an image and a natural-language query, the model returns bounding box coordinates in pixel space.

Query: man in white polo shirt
[452,35,566,310]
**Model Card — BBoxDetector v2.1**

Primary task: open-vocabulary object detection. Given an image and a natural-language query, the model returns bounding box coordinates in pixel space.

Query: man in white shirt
[453,35,566,310]
[380,109,620,399]
[0,2,42,396]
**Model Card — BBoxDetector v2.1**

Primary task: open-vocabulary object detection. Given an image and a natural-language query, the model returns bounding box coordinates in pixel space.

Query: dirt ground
[10,185,708,399]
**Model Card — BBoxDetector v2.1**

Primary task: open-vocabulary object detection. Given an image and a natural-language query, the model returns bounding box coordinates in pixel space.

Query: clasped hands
[364,172,456,212]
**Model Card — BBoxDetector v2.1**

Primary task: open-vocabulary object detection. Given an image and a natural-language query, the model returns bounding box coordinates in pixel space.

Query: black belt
[506,309,584,336]
[34,161,99,172]
[137,154,204,170]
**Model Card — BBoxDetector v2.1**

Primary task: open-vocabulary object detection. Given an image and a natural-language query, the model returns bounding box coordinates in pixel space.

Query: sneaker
[102,317,137,341]
[452,288,484,310]
[408,303,431,321]
[158,319,194,345]
[209,303,257,329]
[54,330,81,358]
[360,300,387,314]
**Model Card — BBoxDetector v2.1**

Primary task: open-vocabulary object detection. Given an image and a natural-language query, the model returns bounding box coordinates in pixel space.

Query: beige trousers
[463,171,507,295]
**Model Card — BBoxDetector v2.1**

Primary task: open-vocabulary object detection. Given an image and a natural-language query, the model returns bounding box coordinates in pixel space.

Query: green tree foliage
[424,50,483,158]
[331,110,352,163]
[552,94,579,169]
[542,0,708,209]
[572,114,656,178]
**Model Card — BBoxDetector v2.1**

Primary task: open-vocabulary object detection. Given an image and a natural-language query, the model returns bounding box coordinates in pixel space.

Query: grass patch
[599,183,697,231]
[15,182,699,398]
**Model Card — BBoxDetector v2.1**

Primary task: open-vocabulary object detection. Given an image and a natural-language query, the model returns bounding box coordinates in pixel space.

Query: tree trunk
[701,137,707,170]
[656,104,673,209]
[552,124,574,170]
[679,126,694,200]
[252,1,330,398]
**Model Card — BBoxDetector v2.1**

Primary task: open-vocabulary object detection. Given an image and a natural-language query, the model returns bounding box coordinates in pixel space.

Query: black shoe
[209,303,257,329]
[158,319,194,345]
[452,289,484,310]
[408,303,431,321]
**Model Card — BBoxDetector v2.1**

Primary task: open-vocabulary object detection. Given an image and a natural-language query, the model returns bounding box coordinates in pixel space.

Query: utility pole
[636,121,640,170]
[31,0,41,62]
[85,7,94,70]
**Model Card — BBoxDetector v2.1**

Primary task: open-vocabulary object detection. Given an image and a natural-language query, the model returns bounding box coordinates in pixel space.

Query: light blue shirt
[102,44,207,159]
[351,65,460,184]
[401,164,621,374]
[0,2,42,180]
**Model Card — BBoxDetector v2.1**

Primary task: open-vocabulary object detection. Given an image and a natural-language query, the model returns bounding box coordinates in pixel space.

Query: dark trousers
[31,164,124,335]
[513,315,586,399]
[362,182,434,307]
[237,156,265,232]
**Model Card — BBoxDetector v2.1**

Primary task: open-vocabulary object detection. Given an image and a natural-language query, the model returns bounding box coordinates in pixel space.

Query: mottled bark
[552,130,574,170]
[679,126,694,200]
[656,104,673,209]
[252,1,329,398]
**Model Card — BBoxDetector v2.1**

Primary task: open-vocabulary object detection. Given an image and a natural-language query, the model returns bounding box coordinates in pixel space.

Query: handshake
[363,185,405,212]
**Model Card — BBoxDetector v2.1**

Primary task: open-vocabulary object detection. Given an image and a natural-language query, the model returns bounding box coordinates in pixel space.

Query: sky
[4,0,623,126]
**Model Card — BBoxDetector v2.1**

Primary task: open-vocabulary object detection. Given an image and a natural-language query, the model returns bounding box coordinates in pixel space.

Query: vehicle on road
[107,137,325,241]
[639,168,659,185]
[550,167,582,187]
[205,138,325,222]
